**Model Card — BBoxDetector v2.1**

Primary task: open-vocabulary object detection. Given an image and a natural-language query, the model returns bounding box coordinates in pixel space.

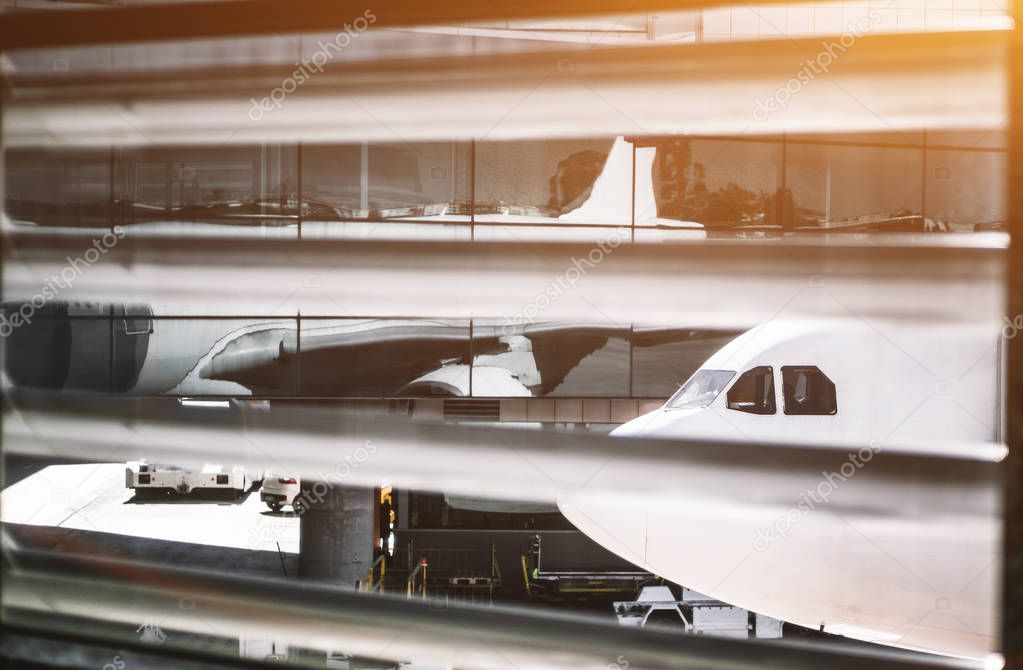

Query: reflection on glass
[4,145,300,235]
[5,148,111,230]
[298,319,470,397]
[475,138,617,223]
[632,330,740,397]
[301,142,470,222]
[541,329,629,397]
[0,305,297,396]
[666,369,735,409]
[639,137,781,232]
[925,149,1006,231]
[785,140,923,230]
[471,322,629,397]
[473,137,637,240]
[124,145,298,225]
[4,133,1006,239]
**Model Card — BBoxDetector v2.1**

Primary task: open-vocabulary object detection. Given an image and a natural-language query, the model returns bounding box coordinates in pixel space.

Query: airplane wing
[202,319,498,396]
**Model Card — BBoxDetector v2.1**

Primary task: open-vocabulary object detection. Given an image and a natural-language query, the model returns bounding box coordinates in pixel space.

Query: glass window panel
[632,330,742,398]
[926,9,956,29]
[730,7,761,36]
[726,365,776,415]
[871,7,901,31]
[128,145,296,216]
[543,328,630,397]
[781,365,838,415]
[668,369,736,409]
[471,321,628,397]
[0,308,298,396]
[784,5,815,34]
[785,141,923,230]
[475,138,621,225]
[701,9,735,37]
[897,7,927,27]
[300,143,362,217]
[302,142,470,226]
[755,7,790,37]
[925,149,1007,230]
[5,148,111,230]
[812,6,846,32]
[474,134,631,238]
[953,0,981,11]
[638,137,781,232]
[298,319,470,397]
[121,145,299,235]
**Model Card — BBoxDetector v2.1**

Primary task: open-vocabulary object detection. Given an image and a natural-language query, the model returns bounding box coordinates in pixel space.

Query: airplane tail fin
[557,136,693,228]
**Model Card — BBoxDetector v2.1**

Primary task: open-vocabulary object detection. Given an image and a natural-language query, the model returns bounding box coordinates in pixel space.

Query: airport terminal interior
[0,1,1021,669]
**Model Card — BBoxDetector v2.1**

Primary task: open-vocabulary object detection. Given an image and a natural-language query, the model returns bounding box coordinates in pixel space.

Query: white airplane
[609,319,1000,447]
[5,135,1003,660]
[561,318,1004,660]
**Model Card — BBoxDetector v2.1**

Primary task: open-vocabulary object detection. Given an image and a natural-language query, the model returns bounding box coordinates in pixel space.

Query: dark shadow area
[259,509,300,518]
[124,489,253,505]
[4,522,296,579]
[3,454,84,489]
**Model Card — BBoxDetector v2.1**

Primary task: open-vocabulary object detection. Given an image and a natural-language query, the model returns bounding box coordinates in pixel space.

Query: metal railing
[406,559,428,600]
[360,554,387,593]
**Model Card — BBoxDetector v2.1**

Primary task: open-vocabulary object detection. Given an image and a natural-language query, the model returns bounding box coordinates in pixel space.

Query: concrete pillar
[297,481,374,588]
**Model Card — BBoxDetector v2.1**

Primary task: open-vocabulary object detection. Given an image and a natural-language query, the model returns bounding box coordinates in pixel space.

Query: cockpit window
[665,369,735,409]
[726,366,776,415]
[782,366,837,415]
